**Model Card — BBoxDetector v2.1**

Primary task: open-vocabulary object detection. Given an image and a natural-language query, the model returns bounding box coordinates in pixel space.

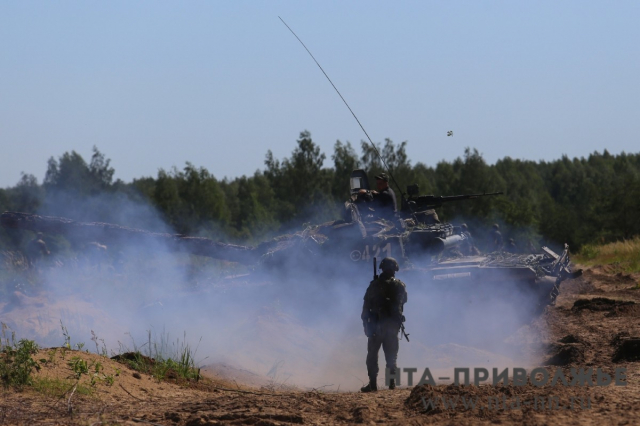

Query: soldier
[361,257,408,392]
[371,173,397,220]
[25,232,50,266]
[505,238,518,253]
[488,223,503,252]
[353,172,398,224]
[459,223,480,255]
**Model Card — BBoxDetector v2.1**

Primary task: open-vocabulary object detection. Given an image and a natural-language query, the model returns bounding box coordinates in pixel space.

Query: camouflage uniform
[374,186,397,215]
[372,173,397,221]
[460,223,480,255]
[361,260,407,391]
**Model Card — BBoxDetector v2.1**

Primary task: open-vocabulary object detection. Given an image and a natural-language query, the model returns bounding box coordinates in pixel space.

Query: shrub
[0,339,40,389]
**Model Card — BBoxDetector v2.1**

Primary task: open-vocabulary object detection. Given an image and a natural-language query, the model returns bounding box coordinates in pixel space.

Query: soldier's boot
[389,379,396,390]
[360,377,378,393]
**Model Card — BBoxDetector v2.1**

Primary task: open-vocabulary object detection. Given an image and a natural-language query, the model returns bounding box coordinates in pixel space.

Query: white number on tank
[350,243,392,262]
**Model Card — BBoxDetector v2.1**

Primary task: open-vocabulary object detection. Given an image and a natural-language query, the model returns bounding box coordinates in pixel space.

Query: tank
[0,169,581,314]
[256,169,581,314]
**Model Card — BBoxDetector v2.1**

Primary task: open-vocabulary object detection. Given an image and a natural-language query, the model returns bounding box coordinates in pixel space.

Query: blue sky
[1,1,638,188]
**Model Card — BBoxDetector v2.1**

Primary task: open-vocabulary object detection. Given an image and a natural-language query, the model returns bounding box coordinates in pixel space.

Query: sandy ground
[1,265,639,425]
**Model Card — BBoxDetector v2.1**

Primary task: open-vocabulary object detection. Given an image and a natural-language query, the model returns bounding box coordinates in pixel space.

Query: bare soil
[1,266,639,425]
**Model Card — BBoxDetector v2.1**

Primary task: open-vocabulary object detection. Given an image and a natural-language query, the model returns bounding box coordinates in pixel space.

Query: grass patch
[111,331,203,382]
[1,324,117,395]
[31,377,93,398]
[575,236,640,273]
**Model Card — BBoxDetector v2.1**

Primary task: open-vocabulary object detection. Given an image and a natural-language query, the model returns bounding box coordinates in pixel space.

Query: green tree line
[1,131,639,251]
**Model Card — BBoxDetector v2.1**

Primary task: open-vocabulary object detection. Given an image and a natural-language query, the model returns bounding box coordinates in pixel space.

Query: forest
[1,130,639,254]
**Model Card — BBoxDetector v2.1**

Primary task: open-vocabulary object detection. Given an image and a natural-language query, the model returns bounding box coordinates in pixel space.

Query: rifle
[373,257,378,280]
[400,322,410,342]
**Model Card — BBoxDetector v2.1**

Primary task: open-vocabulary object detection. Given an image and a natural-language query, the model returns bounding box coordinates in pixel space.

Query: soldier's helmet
[374,173,389,182]
[379,257,399,272]
[460,223,468,230]
[492,223,500,230]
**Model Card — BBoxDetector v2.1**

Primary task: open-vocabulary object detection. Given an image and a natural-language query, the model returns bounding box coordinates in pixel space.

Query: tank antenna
[279,17,406,201]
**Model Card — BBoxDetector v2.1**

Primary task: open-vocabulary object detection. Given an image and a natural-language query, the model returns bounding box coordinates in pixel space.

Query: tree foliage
[1,135,639,250]
[153,163,230,235]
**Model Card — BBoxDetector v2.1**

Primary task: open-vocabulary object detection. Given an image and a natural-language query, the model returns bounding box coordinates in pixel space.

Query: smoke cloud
[0,194,548,391]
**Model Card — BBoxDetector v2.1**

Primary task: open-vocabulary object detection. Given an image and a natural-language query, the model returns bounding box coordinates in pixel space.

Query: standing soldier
[488,223,503,252]
[372,173,397,218]
[460,223,480,255]
[361,257,408,392]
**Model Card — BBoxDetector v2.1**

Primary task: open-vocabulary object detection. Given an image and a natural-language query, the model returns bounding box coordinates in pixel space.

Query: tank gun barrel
[407,191,502,210]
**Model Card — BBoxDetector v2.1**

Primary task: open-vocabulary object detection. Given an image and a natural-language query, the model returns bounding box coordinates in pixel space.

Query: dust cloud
[0,196,546,391]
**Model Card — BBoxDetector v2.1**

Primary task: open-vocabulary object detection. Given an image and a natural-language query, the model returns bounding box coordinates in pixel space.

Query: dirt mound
[544,343,585,366]
[611,331,631,346]
[612,338,640,363]
[110,352,156,366]
[605,304,639,317]
[24,347,217,404]
[558,334,583,344]
[572,297,635,312]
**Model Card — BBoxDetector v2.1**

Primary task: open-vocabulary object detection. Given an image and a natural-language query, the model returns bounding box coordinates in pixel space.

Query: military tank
[336,169,581,311]
[0,169,580,315]
[255,169,581,314]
